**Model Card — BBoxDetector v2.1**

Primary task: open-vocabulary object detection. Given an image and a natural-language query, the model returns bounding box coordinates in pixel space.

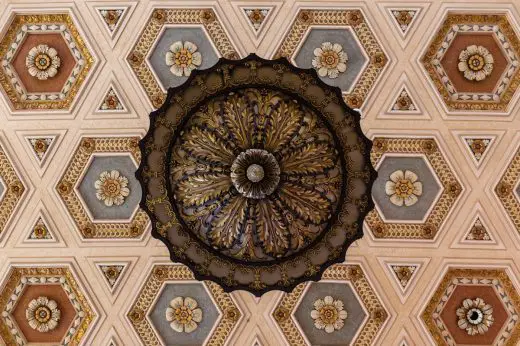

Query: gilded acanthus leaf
[223,93,254,149]
[183,127,236,165]
[280,142,336,175]
[191,100,223,131]
[289,219,309,251]
[176,173,232,207]
[171,147,220,182]
[277,183,331,224]
[264,100,302,152]
[233,210,258,259]
[209,195,247,248]
[256,199,289,256]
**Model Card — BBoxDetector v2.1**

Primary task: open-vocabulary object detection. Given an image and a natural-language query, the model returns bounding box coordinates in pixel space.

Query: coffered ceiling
[0,0,519,345]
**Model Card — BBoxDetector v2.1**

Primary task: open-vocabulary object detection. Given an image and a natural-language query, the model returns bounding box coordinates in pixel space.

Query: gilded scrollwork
[137,54,375,294]
[170,88,342,261]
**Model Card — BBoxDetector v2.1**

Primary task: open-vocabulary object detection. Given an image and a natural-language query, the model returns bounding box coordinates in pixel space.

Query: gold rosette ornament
[137,54,375,295]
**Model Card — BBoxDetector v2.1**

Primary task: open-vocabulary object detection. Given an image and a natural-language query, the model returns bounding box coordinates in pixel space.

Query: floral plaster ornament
[458,45,494,81]
[312,42,348,79]
[26,44,61,80]
[137,54,375,295]
[25,296,61,332]
[310,296,348,333]
[95,170,130,207]
[245,9,269,30]
[385,170,423,206]
[165,297,203,333]
[165,41,202,77]
[457,297,494,335]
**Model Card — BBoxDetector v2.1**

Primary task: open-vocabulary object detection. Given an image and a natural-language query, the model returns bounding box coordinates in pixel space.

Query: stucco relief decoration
[312,42,348,78]
[25,44,60,80]
[165,41,202,77]
[310,296,347,333]
[458,45,494,81]
[94,170,130,207]
[385,170,423,206]
[165,296,203,333]
[137,54,376,294]
[456,297,494,335]
[26,296,61,332]
[0,13,94,110]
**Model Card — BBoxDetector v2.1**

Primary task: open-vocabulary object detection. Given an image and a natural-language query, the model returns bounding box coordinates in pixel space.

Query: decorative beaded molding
[366,137,462,239]
[0,267,95,345]
[273,9,388,109]
[127,264,241,346]
[422,268,520,345]
[421,13,520,112]
[0,144,25,238]
[0,14,94,110]
[56,137,148,239]
[495,145,520,235]
[127,8,239,108]
[272,264,388,346]
[431,24,519,102]
[3,24,85,101]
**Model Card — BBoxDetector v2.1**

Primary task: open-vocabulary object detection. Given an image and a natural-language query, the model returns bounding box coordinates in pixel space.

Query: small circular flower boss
[312,42,348,79]
[94,170,130,207]
[385,170,423,206]
[26,296,61,333]
[458,45,494,81]
[457,297,494,335]
[165,41,202,77]
[165,297,203,333]
[311,296,348,333]
[26,44,61,80]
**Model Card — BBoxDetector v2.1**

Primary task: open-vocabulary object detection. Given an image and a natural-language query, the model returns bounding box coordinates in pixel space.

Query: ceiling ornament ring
[137,54,376,295]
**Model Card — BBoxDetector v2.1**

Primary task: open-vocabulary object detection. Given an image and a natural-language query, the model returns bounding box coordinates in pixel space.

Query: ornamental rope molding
[137,54,376,295]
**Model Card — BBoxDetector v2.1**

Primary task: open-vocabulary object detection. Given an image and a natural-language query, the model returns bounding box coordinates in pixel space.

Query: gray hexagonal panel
[78,155,141,220]
[293,282,367,345]
[148,27,219,90]
[149,283,220,346]
[294,28,367,92]
[372,156,441,221]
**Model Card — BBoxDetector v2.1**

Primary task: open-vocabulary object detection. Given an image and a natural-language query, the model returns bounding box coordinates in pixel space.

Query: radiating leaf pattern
[280,142,336,175]
[209,195,247,248]
[277,183,331,224]
[223,93,254,149]
[176,173,232,207]
[264,99,303,152]
[170,88,343,261]
[256,199,290,256]
[182,127,236,165]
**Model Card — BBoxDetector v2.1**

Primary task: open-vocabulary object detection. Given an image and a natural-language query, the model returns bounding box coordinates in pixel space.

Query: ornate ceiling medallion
[137,54,375,295]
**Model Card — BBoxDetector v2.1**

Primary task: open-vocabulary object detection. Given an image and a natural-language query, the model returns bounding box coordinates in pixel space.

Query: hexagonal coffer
[0,13,94,111]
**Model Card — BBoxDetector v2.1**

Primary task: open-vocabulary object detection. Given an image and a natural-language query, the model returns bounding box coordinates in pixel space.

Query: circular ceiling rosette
[136,54,376,295]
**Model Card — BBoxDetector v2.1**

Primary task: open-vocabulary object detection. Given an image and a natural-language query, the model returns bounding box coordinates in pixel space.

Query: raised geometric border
[0,13,95,111]
[366,137,462,239]
[272,8,388,109]
[272,264,388,346]
[495,138,520,239]
[0,266,96,345]
[421,268,520,345]
[0,141,25,239]
[420,12,520,113]
[126,264,242,346]
[126,8,240,108]
[56,136,148,239]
